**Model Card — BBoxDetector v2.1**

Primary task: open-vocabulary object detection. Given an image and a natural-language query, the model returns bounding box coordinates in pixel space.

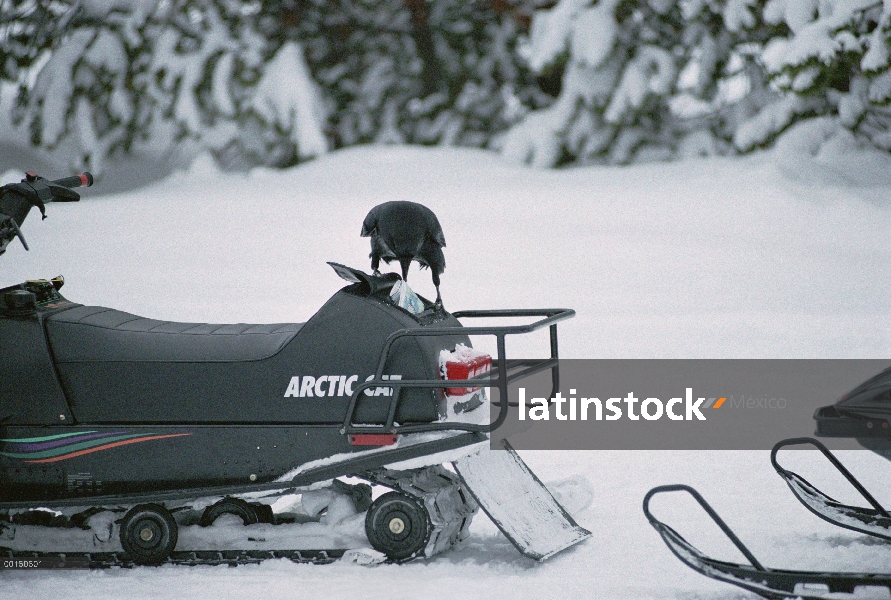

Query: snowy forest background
[1,0,891,180]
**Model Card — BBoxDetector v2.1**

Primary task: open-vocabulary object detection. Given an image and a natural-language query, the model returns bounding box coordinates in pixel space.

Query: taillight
[440,344,492,396]
[349,434,397,446]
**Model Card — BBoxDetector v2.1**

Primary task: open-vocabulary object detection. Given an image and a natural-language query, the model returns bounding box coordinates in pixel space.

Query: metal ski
[452,439,591,561]
[772,437,891,541]
[644,484,891,600]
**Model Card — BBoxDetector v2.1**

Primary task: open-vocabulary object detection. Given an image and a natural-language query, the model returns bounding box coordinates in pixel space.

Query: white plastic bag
[389,279,424,314]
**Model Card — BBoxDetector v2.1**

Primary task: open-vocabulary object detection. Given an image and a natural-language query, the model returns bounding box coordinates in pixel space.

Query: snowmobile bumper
[814,405,891,438]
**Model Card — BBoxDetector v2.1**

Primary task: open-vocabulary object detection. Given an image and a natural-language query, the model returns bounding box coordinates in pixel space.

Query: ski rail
[772,437,890,517]
[771,437,891,540]
[643,484,766,570]
[644,483,891,599]
[342,308,575,435]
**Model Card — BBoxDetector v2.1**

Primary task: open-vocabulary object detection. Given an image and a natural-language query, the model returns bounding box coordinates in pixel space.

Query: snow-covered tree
[8,0,888,173]
[503,0,891,165]
[261,0,549,149]
[0,1,80,82]
[501,0,782,166]
[5,0,329,174]
[742,0,891,151]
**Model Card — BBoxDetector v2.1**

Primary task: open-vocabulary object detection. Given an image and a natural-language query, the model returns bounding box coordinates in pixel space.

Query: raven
[361,201,446,306]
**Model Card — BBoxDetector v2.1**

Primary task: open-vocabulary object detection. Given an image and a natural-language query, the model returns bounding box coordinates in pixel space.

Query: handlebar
[0,170,94,256]
[47,172,94,189]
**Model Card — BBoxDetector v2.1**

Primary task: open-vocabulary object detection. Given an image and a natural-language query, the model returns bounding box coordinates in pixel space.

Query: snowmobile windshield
[839,366,891,403]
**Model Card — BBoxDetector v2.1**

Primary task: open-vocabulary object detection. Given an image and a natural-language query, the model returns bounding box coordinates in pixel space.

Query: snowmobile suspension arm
[342,308,575,435]
[771,437,890,518]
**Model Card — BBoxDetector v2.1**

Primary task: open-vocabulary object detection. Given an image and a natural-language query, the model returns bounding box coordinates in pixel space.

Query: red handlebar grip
[49,172,93,189]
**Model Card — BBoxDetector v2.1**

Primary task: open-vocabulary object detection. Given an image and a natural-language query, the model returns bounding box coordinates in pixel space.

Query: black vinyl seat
[46,305,303,363]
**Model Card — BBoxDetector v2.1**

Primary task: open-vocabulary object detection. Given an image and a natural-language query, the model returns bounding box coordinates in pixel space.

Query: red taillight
[443,353,491,396]
[349,434,397,446]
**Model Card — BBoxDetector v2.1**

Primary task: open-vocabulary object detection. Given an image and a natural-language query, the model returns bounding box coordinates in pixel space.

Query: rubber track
[1,547,345,568]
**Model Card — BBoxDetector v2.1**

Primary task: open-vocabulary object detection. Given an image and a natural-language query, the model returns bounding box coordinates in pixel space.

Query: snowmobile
[644,364,891,599]
[0,171,590,567]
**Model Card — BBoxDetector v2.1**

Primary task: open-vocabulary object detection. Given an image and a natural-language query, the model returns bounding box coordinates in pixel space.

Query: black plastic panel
[0,313,71,425]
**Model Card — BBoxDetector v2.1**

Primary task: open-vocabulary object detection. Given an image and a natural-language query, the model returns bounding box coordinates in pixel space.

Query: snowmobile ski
[771,437,891,541]
[452,439,591,561]
[644,484,891,600]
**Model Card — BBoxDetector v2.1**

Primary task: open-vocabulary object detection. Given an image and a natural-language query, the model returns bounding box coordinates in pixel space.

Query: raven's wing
[419,235,445,274]
[422,208,446,247]
[360,207,378,237]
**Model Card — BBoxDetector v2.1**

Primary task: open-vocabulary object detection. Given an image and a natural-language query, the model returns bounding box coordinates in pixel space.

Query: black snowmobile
[644,365,891,599]
[0,172,590,567]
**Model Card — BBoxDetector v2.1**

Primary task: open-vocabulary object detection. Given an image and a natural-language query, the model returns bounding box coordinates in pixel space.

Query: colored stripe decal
[1,434,148,459]
[11,432,128,452]
[0,431,98,443]
[23,434,192,464]
[713,397,726,409]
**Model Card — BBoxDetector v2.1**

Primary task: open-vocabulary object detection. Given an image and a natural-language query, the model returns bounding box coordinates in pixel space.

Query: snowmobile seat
[39,290,456,424]
[45,305,303,363]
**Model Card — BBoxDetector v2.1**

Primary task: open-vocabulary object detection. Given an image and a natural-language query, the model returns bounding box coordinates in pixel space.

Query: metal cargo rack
[342,308,575,436]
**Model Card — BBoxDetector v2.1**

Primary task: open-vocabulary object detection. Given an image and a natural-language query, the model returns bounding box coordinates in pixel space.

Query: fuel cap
[4,289,37,313]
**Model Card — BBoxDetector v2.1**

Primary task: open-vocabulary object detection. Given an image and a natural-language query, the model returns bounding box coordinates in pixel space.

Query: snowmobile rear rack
[772,437,891,541]
[343,308,574,435]
[644,484,891,600]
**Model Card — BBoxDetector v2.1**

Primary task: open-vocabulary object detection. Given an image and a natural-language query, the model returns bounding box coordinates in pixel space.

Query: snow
[3,145,891,598]
[761,0,880,71]
[29,30,93,147]
[569,5,617,69]
[733,95,817,151]
[604,46,676,124]
[722,0,759,32]
[526,0,589,73]
[249,42,329,159]
[772,117,891,187]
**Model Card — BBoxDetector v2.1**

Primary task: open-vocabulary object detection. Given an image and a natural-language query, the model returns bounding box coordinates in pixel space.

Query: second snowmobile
[0,171,590,566]
[645,364,891,599]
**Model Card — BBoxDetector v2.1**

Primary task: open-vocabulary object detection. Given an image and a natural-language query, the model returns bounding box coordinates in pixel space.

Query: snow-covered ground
[3,143,891,599]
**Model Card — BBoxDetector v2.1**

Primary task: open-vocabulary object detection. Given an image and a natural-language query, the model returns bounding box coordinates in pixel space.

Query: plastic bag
[389,279,424,314]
